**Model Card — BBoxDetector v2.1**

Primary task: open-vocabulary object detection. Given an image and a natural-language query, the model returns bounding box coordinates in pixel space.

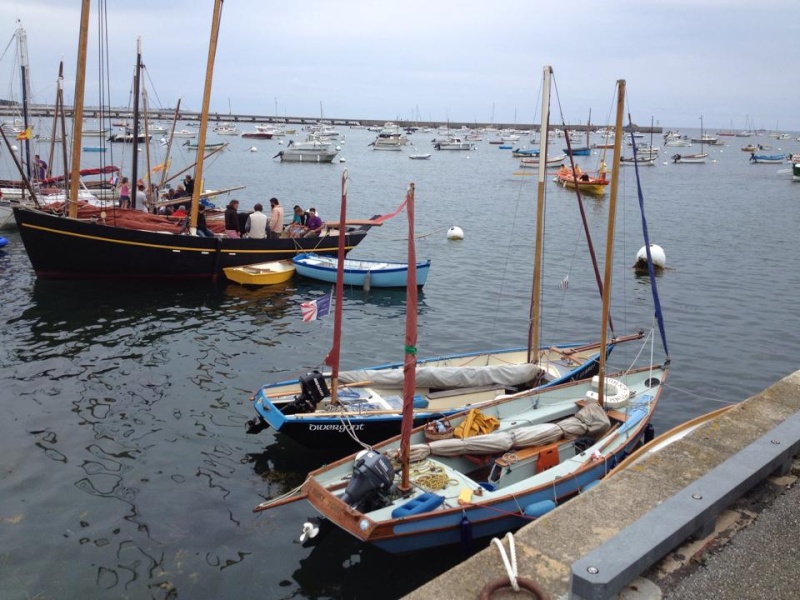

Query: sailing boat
[246,70,646,449]
[0,20,40,228]
[11,0,377,281]
[672,115,709,164]
[563,108,592,156]
[253,73,670,554]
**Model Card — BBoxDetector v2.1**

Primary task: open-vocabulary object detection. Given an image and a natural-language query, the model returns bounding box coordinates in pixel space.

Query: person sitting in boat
[172,205,188,218]
[245,203,268,239]
[579,173,590,181]
[195,204,215,238]
[283,205,308,237]
[303,207,324,238]
[224,199,242,238]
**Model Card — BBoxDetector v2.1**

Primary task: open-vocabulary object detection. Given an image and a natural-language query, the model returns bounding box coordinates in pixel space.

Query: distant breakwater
[0,103,663,133]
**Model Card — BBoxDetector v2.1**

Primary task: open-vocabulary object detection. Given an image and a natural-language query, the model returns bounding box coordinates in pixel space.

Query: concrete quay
[405,369,800,600]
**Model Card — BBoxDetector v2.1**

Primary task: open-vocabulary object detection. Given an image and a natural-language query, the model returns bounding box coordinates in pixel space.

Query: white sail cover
[406,402,611,459]
[339,364,542,389]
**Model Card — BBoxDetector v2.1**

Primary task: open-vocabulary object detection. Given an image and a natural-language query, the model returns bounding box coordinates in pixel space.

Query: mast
[130,37,142,209]
[141,68,152,210]
[528,65,552,363]
[68,0,91,218]
[597,79,626,407]
[47,61,65,180]
[325,170,348,406]
[17,21,32,181]
[56,62,69,196]
[158,99,182,194]
[189,0,224,235]
[399,182,418,493]
[586,107,591,149]
[699,115,704,155]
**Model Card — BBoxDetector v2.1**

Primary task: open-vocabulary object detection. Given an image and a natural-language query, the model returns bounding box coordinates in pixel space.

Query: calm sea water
[1,125,799,599]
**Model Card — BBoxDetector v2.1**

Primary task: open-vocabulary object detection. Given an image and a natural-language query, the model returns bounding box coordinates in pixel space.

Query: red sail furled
[399,183,418,492]
[40,165,120,185]
[366,194,410,225]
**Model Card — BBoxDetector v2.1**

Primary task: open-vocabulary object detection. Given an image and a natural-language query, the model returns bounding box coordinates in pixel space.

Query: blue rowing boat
[292,252,431,288]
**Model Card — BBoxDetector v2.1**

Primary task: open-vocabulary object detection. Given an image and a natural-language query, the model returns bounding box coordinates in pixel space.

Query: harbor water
[1,124,799,599]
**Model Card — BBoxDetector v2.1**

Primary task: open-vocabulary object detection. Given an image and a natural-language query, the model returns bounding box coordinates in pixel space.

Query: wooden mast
[16,21,33,181]
[67,0,90,219]
[399,182,418,493]
[528,65,552,363]
[130,37,142,208]
[158,99,182,194]
[325,169,348,406]
[597,79,626,408]
[189,0,224,235]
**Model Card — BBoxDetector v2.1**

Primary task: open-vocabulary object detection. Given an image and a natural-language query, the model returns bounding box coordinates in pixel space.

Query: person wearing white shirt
[245,203,268,239]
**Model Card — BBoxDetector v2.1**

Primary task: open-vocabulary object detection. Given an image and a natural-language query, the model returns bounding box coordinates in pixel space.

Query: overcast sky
[1,0,798,132]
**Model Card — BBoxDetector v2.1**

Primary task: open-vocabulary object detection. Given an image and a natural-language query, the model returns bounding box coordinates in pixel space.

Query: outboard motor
[341,450,395,511]
[281,370,330,416]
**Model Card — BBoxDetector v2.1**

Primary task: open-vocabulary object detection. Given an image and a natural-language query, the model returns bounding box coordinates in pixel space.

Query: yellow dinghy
[223,260,296,286]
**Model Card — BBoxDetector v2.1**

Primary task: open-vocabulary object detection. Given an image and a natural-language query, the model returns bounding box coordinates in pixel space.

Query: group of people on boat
[222,197,325,239]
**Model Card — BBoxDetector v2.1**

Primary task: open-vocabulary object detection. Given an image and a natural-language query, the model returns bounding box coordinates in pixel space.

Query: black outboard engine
[341,450,395,511]
[281,370,330,416]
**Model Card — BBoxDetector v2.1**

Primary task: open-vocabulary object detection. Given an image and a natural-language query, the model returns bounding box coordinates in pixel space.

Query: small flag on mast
[15,127,33,140]
[300,292,332,322]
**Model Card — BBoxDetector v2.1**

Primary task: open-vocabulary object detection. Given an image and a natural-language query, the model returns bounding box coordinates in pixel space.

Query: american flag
[301,293,332,322]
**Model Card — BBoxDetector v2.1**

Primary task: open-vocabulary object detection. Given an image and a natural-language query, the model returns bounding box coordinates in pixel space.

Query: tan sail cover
[339,363,542,389]
[406,402,610,459]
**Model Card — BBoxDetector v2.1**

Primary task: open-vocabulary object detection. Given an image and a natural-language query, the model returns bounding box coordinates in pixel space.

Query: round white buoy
[248,146,258,152]
[447,226,464,240]
[278,140,284,145]
[335,145,341,151]
[635,244,666,269]
[339,157,346,163]
[11,145,18,152]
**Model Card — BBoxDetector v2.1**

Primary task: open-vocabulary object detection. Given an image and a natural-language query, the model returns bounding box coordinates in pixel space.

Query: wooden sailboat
[11,0,377,280]
[245,68,647,449]
[556,109,610,195]
[253,73,670,554]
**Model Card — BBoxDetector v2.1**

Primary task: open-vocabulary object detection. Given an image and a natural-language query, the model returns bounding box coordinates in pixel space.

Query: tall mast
[325,170,348,406]
[597,79,626,407]
[189,0,224,235]
[130,37,142,209]
[68,0,91,218]
[528,65,551,363]
[158,99,182,193]
[399,182,418,493]
[16,21,32,181]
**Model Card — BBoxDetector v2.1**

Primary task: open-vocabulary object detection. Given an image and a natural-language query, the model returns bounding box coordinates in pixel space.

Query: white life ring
[590,375,630,409]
